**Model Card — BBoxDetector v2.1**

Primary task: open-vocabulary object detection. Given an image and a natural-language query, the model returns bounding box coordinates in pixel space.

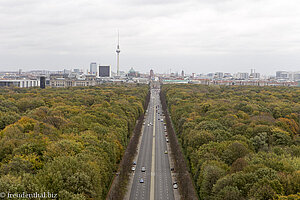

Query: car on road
[173,182,178,189]
[143,122,145,125]
[166,138,169,143]
[141,167,146,172]
[161,119,163,122]
[131,166,135,171]
[133,161,136,165]
[140,178,144,183]
[148,123,150,127]
[164,150,168,154]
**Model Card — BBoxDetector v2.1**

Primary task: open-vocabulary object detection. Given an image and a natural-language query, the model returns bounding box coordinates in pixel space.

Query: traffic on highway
[129,87,175,200]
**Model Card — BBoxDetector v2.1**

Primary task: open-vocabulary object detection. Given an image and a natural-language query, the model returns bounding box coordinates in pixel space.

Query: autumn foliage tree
[162,84,300,199]
[0,85,148,200]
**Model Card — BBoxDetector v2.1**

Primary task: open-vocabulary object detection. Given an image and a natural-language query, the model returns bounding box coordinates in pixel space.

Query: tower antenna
[116,30,121,76]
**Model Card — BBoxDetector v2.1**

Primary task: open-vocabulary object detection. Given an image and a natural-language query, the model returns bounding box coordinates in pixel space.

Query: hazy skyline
[1,0,300,75]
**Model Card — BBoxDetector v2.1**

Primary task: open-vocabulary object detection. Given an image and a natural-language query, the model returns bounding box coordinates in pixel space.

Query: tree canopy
[0,85,148,199]
[163,84,300,200]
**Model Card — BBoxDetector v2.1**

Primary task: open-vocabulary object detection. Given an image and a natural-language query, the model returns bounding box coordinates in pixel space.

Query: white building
[250,73,260,79]
[214,72,224,79]
[0,79,40,88]
[276,71,300,81]
[235,72,249,80]
[90,62,97,74]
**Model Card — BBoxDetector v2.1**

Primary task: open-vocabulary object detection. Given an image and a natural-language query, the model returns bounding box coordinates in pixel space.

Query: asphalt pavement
[129,88,175,200]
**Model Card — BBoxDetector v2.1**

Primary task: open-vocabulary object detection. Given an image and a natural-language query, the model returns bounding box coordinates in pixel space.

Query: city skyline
[1,65,300,77]
[1,0,300,74]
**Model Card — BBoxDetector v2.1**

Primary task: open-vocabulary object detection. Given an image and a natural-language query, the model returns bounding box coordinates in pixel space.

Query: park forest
[0,85,148,199]
[163,84,300,200]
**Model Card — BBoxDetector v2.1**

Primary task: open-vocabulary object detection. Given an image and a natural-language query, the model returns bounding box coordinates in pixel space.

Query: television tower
[116,31,121,76]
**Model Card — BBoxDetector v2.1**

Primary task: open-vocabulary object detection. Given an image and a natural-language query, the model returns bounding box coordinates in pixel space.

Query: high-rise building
[276,71,289,79]
[40,77,46,89]
[181,70,184,77]
[150,69,154,78]
[236,72,249,80]
[251,73,260,79]
[250,69,260,79]
[99,65,111,77]
[90,62,97,74]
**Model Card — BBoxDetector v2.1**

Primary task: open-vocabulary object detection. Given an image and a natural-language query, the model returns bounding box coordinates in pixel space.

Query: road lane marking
[150,94,156,200]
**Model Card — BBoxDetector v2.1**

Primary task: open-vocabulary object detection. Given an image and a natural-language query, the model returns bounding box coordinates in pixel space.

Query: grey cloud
[0,0,300,74]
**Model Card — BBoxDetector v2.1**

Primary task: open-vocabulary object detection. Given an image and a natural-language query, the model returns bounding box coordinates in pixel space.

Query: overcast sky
[0,0,300,75]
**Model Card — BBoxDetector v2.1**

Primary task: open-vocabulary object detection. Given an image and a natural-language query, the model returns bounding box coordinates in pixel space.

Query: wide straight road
[129,87,175,200]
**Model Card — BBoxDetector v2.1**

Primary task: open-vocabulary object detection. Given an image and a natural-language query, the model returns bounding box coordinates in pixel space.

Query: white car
[173,183,178,189]
[148,124,150,127]
[131,167,135,171]
[141,167,146,172]
[140,178,144,183]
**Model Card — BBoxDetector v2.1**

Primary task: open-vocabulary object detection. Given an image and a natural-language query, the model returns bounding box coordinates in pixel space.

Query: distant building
[276,71,289,79]
[294,72,300,81]
[99,66,111,77]
[128,67,140,78]
[0,79,40,88]
[119,71,126,76]
[249,69,260,79]
[50,74,97,88]
[214,72,224,79]
[73,69,80,74]
[90,63,97,74]
[150,69,154,78]
[250,73,260,79]
[207,73,214,79]
[181,70,184,77]
[236,72,249,80]
[163,79,189,84]
[40,77,46,89]
[63,69,71,74]
[276,71,300,81]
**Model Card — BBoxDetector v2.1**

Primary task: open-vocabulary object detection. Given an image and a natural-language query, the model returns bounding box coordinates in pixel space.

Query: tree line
[162,84,300,200]
[0,85,148,200]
